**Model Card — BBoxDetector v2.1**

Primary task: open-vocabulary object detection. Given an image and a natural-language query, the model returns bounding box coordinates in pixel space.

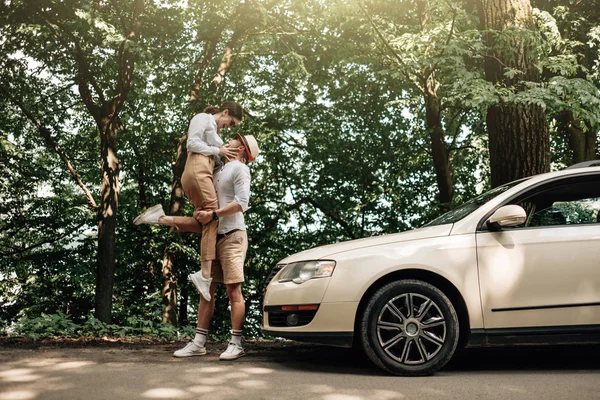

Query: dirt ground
[1,337,599,400]
[0,336,336,364]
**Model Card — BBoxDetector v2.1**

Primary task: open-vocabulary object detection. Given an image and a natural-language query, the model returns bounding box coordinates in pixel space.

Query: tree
[320,0,489,211]
[532,0,600,164]
[475,0,550,186]
[1,0,146,323]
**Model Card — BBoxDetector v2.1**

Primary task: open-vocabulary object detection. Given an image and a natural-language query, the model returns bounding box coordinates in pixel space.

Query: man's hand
[194,209,213,225]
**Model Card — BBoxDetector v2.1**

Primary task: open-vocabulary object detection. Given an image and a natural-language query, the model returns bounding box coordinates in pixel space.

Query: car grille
[261,264,285,306]
[265,264,285,287]
[267,310,317,327]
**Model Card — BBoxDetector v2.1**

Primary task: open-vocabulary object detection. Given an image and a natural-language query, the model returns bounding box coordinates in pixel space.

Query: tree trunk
[160,134,188,325]
[95,119,120,323]
[417,1,453,210]
[487,104,549,186]
[423,73,454,210]
[178,285,189,326]
[558,111,597,164]
[161,246,178,324]
[93,0,145,323]
[476,0,550,187]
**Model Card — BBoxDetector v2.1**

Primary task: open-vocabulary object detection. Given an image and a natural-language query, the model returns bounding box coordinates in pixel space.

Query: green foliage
[1,0,598,339]
[11,312,191,341]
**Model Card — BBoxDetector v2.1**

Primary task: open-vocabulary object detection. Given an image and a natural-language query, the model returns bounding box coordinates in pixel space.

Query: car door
[476,174,600,331]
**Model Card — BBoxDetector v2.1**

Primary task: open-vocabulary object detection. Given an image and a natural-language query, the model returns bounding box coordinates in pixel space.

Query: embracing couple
[133,101,259,361]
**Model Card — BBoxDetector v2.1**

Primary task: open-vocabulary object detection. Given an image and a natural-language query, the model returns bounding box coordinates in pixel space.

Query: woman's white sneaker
[133,204,165,225]
[189,271,212,302]
[219,342,245,360]
[173,341,207,357]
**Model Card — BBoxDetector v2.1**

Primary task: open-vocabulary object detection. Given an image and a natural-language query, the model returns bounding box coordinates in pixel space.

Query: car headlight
[277,260,336,284]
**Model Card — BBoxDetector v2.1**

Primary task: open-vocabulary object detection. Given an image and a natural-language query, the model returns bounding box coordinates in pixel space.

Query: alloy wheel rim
[376,293,447,365]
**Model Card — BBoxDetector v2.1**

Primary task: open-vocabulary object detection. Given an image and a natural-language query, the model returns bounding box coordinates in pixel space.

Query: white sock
[194,327,208,346]
[231,329,242,346]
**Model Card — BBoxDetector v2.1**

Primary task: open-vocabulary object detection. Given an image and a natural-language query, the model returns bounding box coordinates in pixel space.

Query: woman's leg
[160,216,203,234]
[181,153,219,300]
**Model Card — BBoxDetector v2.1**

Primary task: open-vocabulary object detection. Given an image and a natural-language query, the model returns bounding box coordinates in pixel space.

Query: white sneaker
[173,341,207,358]
[189,271,212,302]
[219,342,245,361]
[133,204,165,225]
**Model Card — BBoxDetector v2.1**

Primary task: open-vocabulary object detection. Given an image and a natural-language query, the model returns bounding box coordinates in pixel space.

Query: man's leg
[219,283,245,360]
[173,282,218,358]
[197,281,219,330]
[226,283,245,331]
[215,231,247,360]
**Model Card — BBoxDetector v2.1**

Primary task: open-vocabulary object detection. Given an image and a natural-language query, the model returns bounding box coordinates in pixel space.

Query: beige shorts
[211,230,248,284]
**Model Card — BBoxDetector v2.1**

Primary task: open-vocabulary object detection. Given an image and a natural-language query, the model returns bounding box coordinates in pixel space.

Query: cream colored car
[261,163,600,376]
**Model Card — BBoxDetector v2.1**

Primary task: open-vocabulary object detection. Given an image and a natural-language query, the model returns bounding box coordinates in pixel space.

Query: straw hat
[236,132,260,162]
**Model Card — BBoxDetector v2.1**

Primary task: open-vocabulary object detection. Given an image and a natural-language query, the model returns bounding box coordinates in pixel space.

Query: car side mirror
[486,205,526,231]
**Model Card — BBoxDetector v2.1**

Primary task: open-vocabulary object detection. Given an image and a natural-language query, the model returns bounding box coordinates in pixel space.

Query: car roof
[564,160,600,169]
[521,166,600,185]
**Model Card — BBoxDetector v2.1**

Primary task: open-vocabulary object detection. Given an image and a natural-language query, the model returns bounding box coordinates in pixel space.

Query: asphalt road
[1,340,598,400]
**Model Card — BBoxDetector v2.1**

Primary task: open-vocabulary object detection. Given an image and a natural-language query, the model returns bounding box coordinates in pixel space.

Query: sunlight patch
[221,372,249,379]
[1,374,42,383]
[236,380,268,389]
[371,390,405,399]
[322,395,363,400]
[197,377,225,385]
[25,360,55,368]
[192,366,229,374]
[0,369,33,378]
[0,390,37,400]
[50,361,96,370]
[142,388,188,398]
[241,367,274,375]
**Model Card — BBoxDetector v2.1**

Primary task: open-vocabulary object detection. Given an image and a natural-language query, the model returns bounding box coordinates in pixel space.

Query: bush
[11,312,194,341]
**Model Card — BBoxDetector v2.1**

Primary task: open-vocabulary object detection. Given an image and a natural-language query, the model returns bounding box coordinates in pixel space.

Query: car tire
[360,279,459,376]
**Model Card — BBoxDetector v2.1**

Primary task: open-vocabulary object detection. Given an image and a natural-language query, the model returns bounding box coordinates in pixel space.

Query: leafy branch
[0,84,99,210]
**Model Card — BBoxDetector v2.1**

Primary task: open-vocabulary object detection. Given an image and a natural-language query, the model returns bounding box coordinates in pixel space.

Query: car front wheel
[360,279,459,376]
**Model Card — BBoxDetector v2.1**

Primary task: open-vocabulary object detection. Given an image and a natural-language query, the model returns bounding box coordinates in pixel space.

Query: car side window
[509,175,600,229]
[527,197,600,227]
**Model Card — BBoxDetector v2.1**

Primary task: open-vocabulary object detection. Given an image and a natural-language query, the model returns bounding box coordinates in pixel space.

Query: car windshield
[424,180,526,227]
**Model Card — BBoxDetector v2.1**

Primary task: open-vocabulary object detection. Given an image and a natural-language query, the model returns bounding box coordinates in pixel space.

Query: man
[133,132,259,360]
[173,132,259,360]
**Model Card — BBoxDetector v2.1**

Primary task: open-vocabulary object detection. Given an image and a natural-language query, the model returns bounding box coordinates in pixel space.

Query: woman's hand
[219,144,238,160]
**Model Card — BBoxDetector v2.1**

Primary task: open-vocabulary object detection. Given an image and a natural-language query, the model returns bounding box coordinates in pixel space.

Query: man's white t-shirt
[214,160,251,234]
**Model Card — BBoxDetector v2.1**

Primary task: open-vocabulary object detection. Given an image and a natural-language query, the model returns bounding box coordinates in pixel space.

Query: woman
[133,101,243,302]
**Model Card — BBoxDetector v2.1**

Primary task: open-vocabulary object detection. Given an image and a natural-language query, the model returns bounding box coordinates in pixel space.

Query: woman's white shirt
[186,113,223,156]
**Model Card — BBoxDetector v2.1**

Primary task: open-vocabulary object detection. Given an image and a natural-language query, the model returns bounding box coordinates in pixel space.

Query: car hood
[279,224,453,263]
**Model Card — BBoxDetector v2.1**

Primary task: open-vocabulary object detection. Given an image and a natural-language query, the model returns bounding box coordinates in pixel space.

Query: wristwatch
[212,210,219,221]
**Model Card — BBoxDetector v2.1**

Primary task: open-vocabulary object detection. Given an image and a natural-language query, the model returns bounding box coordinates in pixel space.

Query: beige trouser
[178,152,218,262]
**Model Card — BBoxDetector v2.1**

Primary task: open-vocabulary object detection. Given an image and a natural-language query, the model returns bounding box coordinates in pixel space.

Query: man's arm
[196,202,242,224]
[196,164,250,224]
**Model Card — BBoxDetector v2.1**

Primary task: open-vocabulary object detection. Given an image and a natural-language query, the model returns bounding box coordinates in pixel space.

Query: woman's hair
[203,101,243,120]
